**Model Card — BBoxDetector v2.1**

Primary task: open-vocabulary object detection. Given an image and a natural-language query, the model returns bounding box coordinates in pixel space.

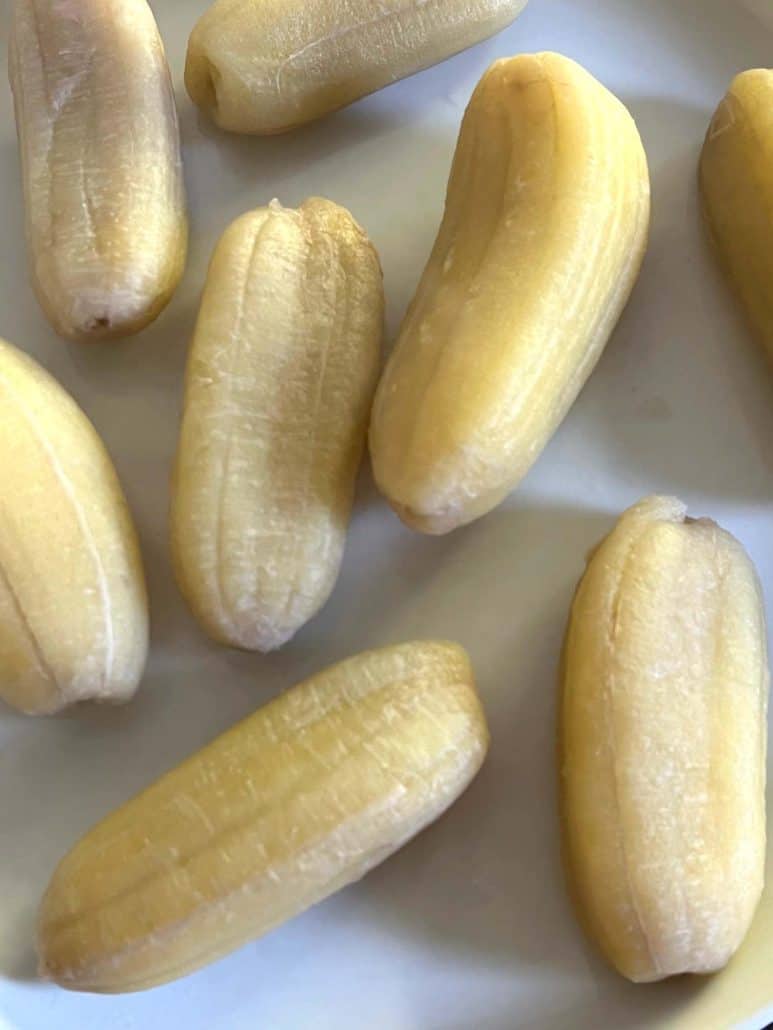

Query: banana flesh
[700,69,773,358]
[38,640,489,993]
[560,496,768,982]
[171,198,384,652]
[9,0,188,341]
[0,337,148,714]
[185,0,529,135]
[368,53,651,534]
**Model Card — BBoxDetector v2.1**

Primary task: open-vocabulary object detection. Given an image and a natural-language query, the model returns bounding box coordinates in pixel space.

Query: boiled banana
[369,53,651,534]
[38,640,489,992]
[700,68,773,358]
[0,338,148,715]
[185,0,529,135]
[9,0,188,341]
[171,198,383,651]
[560,496,768,982]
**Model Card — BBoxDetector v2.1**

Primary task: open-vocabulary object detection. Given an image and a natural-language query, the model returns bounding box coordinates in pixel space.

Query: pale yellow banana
[38,640,489,993]
[171,198,383,652]
[560,496,768,983]
[369,53,651,535]
[0,338,148,715]
[700,69,773,358]
[9,0,188,341]
[185,0,529,135]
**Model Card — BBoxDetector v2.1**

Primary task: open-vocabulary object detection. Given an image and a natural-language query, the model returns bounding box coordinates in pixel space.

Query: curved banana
[171,198,383,652]
[700,69,773,358]
[9,0,188,341]
[0,338,148,715]
[369,53,651,534]
[561,496,768,982]
[185,0,529,135]
[38,641,489,993]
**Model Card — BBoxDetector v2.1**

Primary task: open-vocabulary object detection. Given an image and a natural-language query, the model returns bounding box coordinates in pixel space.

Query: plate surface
[2,1,773,1028]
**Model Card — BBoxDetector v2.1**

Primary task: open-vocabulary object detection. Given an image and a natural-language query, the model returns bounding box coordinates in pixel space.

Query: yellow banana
[369,53,651,534]
[0,338,148,715]
[171,199,383,651]
[185,0,529,135]
[9,0,188,341]
[700,69,773,358]
[560,496,768,982]
[38,640,489,993]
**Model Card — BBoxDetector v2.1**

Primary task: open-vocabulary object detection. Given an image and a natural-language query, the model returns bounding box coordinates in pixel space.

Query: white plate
[2,1,773,1028]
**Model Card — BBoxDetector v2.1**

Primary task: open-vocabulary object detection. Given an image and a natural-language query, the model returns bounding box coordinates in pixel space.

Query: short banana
[0,338,148,715]
[369,53,651,534]
[171,198,383,652]
[560,496,768,982]
[9,0,188,341]
[700,69,773,358]
[38,640,489,993]
[185,0,529,135]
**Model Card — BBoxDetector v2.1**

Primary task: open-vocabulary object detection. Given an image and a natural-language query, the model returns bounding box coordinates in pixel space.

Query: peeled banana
[171,198,383,652]
[0,338,148,715]
[38,640,489,993]
[9,0,188,341]
[700,69,773,358]
[560,496,768,983]
[369,53,651,534]
[185,0,529,135]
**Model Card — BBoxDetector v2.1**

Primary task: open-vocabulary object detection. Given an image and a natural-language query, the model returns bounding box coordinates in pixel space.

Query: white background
[2,1,773,1027]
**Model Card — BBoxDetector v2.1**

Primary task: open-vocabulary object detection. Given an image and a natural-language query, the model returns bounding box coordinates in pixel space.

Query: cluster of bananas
[3,0,771,999]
